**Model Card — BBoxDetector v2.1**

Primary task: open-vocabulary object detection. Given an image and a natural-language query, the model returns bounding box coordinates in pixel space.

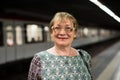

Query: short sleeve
[28,54,41,80]
[78,49,93,80]
[79,49,91,64]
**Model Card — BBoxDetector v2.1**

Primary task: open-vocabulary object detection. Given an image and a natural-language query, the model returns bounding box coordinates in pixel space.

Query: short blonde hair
[49,12,78,33]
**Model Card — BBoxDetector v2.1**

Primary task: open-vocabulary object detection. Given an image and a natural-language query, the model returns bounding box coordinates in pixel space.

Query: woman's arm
[28,55,41,80]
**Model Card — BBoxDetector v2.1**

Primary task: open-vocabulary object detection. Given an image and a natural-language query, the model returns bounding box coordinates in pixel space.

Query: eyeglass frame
[51,26,76,33]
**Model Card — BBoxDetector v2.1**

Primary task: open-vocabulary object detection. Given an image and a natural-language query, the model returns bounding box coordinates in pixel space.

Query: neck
[54,46,77,56]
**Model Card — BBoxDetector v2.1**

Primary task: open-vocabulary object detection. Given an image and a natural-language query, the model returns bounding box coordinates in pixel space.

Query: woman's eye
[66,27,72,30]
[54,27,61,29]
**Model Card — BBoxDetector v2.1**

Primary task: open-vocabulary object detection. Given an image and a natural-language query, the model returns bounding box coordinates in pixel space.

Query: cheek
[50,33,57,41]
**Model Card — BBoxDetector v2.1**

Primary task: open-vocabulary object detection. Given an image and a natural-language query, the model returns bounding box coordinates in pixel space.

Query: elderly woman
[28,12,92,80]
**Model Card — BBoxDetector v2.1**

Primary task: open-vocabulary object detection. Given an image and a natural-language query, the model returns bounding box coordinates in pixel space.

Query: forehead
[53,18,73,26]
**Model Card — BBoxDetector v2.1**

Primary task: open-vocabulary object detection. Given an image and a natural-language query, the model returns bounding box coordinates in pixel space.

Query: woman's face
[51,19,76,47]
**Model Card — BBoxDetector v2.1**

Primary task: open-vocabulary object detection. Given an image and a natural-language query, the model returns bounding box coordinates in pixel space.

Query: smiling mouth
[57,37,68,40]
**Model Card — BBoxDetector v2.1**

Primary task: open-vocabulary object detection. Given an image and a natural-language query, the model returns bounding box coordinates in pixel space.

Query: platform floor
[91,40,120,80]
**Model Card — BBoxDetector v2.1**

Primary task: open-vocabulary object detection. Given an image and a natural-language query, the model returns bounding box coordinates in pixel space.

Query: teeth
[58,36,67,38]
[57,35,68,39]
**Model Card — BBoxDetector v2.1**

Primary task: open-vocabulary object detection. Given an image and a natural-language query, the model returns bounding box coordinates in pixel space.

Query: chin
[56,43,70,47]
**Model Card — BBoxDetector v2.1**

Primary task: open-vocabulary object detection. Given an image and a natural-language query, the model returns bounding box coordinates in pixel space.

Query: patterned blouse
[28,49,91,80]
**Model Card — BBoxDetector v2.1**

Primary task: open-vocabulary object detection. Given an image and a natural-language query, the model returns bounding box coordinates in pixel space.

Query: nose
[59,28,66,34]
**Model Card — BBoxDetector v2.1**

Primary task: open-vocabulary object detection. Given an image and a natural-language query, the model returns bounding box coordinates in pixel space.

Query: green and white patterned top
[28,49,91,80]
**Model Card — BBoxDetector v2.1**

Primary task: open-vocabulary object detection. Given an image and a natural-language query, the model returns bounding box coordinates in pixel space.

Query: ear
[74,34,77,39]
[50,33,53,37]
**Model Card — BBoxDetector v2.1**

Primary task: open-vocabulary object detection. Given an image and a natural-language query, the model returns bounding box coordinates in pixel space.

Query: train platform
[91,39,120,80]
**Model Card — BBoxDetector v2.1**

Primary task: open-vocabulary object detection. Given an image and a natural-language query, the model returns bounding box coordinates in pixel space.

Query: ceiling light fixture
[89,0,120,23]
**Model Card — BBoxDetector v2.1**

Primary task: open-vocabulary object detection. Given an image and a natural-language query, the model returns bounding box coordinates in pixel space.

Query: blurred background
[0,0,120,80]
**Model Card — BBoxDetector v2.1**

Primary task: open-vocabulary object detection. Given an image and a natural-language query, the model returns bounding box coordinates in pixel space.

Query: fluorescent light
[89,0,120,23]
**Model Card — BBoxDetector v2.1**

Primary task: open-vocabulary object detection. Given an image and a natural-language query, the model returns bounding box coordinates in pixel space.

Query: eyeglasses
[51,26,75,33]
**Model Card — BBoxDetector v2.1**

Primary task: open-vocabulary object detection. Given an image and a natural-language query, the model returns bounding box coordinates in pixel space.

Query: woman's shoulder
[34,50,48,57]
[77,49,91,61]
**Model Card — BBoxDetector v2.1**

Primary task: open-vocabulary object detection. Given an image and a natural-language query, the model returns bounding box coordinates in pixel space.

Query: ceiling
[0,0,120,30]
